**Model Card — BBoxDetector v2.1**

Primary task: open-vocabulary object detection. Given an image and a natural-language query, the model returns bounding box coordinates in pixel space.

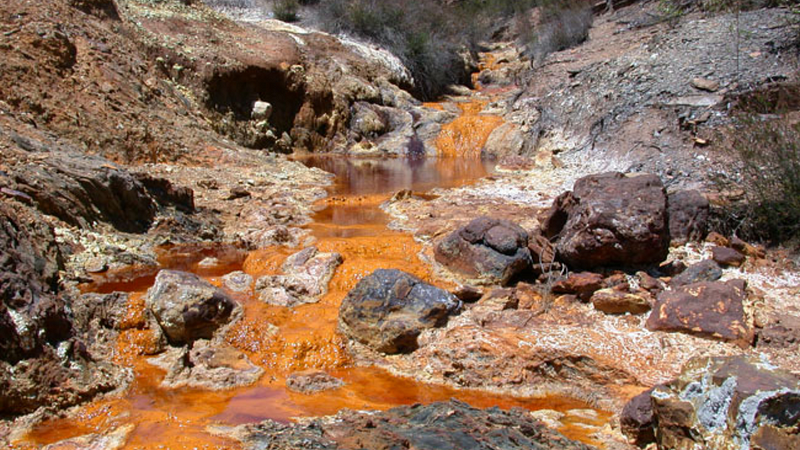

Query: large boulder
[667,189,709,245]
[256,247,342,307]
[543,172,669,270]
[339,269,461,354]
[146,270,239,345]
[434,217,531,285]
[646,279,753,347]
[621,356,800,450]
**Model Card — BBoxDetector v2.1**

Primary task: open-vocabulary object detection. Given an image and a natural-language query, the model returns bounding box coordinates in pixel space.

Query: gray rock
[223,271,254,292]
[339,269,461,354]
[286,370,344,394]
[669,259,722,287]
[255,247,342,307]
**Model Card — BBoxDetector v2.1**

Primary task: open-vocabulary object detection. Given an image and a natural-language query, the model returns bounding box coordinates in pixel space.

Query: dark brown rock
[669,259,722,287]
[620,388,656,446]
[590,288,651,315]
[711,245,746,267]
[547,172,669,270]
[730,236,766,259]
[134,173,195,213]
[552,272,604,301]
[452,284,483,303]
[667,190,709,244]
[540,191,576,240]
[146,270,239,345]
[0,202,123,416]
[647,279,753,346]
[527,228,556,265]
[338,269,461,354]
[434,217,531,285]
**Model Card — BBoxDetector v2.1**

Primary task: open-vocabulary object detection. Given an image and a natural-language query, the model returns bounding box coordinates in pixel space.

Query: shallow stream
[18,57,610,450]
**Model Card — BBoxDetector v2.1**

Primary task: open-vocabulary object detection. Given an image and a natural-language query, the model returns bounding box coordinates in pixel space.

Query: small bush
[273,0,299,22]
[526,0,593,62]
[712,116,800,243]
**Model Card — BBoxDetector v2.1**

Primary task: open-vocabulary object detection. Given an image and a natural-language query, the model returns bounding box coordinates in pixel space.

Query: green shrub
[712,116,800,243]
[273,0,299,22]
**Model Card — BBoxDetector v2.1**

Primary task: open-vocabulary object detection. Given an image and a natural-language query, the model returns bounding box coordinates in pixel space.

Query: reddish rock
[637,271,664,293]
[706,231,730,247]
[551,272,604,301]
[620,388,656,446]
[730,236,766,259]
[646,279,753,346]
[667,190,709,244]
[757,314,800,348]
[434,217,531,285]
[546,172,670,270]
[590,288,651,315]
[711,245,746,267]
[527,228,556,265]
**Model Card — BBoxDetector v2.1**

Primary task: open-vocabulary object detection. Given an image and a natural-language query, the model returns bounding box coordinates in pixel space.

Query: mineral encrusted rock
[256,247,342,307]
[647,279,753,346]
[339,269,461,354]
[621,356,800,450]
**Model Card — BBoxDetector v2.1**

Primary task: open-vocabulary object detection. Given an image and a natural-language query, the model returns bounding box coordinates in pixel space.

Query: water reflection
[299,155,494,238]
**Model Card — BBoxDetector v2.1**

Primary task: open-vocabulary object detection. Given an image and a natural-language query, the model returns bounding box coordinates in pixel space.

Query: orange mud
[18,52,610,450]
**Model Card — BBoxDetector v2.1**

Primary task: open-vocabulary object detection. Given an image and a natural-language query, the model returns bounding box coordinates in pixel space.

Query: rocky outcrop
[434,217,531,285]
[339,269,461,354]
[223,399,595,450]
[11,149,157,233]
[646,279,753,346]
[621,356,800,450]
[543,172,669,270]
[0,202,125,416]
[667,190,709,245]
[146,270,239,345]
[255,247,342,307]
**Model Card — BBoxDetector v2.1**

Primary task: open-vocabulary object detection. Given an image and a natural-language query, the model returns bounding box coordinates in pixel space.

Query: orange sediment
[435,100,504,158]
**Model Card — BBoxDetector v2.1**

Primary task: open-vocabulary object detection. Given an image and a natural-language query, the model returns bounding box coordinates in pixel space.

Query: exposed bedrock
[0,201,127,416]
[338,269,462,354]
[221,399,596,450]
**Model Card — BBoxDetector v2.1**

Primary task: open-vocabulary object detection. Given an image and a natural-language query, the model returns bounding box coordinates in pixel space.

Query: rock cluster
[621,356,800,450]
